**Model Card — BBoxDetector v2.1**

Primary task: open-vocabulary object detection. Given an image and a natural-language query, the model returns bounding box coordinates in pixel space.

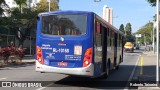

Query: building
[103,5,113,25]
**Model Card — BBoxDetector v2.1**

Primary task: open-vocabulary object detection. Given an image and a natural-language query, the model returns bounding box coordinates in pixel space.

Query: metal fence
[0,34,36,55]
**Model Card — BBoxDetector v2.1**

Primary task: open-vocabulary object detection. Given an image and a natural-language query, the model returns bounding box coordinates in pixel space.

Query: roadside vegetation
[0,0,59,66]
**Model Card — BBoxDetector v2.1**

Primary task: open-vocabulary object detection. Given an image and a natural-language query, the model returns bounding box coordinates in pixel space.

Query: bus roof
[38,10,94,16]
[95,15,124,36]
[38,10,124,36]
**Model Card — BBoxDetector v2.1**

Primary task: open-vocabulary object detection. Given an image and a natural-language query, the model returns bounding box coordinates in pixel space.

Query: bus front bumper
[35,61,94,77]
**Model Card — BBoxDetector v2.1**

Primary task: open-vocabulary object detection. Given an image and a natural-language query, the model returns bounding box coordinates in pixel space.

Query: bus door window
[94,21,102,62]
[114,33,117,48]
[117,34,119,47]
[109,30,112,47]
[111,31,114,48]
[107,28,111,47]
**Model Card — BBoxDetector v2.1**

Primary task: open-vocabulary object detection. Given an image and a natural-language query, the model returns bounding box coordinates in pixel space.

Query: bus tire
[115,65,119,70]
[113,57,117,70]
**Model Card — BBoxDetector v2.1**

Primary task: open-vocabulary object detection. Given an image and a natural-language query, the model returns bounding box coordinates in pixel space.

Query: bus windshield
[41,14,87,36]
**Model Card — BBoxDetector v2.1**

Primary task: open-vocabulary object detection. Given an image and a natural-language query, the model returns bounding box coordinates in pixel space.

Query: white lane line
[36,83,53,90]
[128,55,140,81]
[124,55,141,89]
[0,78,7,80]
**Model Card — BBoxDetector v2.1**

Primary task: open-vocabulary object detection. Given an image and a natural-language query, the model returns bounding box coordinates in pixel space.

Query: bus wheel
[113,57,117,70]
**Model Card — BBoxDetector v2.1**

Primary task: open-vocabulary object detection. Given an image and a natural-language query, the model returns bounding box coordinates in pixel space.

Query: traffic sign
[135,34,141,38]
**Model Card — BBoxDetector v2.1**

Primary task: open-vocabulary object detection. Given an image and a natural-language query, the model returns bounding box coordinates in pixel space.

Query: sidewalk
[131,51,160,89]
[22,55,35,63]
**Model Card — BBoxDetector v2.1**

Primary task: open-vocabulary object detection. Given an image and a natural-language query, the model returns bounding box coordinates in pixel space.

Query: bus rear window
[41,14,87,36]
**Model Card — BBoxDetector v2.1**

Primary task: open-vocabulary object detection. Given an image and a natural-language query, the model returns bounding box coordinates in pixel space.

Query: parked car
[134,43,139,50]
[135,44,139,49]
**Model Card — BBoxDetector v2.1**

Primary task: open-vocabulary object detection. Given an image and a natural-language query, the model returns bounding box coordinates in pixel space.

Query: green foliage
[0,0,59,48]
[36,0,59,13]
[119,24,125,33]
[135,22,153,44]
[125,23,132,35]
[14,0,27,6]
[123,23,135,42]
[9,7,38,47]
[146,0,156,6]
[0,0,9,16]
[14,0,27,13]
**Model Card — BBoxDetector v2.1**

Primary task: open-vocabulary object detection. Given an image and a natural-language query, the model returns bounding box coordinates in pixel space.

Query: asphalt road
[0,49,143,90]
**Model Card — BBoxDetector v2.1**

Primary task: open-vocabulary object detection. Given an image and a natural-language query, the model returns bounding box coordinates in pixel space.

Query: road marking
[36,83,53,90]
[0,78,7,80]
[125,55,141,89]
[140,56,143,75]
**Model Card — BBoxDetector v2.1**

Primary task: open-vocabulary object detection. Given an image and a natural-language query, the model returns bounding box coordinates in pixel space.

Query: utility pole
[156,0,159,86]
[48,0,50,12]
[153,22,156,53]
[144,34,146,46]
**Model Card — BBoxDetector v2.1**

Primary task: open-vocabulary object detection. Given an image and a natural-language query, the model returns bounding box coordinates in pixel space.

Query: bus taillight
[36,46,44,64]
[83,48,92,67]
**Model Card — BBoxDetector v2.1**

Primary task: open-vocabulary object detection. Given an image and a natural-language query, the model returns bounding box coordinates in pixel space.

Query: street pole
[156,0,159,86]
[30,32,31,55]
[151,30,152,45]
[153,22,156,53]
[48,0,50,12]
[144,34,146,46]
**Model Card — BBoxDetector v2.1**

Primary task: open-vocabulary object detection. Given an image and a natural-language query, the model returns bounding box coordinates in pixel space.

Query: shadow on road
[51,64,156,89]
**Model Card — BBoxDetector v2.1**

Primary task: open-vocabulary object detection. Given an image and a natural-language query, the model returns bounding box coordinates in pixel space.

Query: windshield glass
[41,14,87,36]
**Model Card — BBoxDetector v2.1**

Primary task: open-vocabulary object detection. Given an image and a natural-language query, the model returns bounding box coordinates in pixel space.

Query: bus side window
[117,34,119,47]
[107,28,110,46]
[95,21,102,47]
[107,28,109,36]
[110,30,112,46]
[120,35,122,47]
[96,22,101,33]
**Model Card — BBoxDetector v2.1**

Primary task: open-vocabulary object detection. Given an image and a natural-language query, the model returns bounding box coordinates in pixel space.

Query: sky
[59,0,156,33]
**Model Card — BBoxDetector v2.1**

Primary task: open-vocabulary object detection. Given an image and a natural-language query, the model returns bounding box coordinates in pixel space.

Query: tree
[119,24,125,33]
[135,22,153,44]
[125,23,132,35]
[9,7,37,48]
[36,0,59,12]
[0,0,59,48]
[14,0,27,13]
[0,0,9,16]
[146,0,156,6]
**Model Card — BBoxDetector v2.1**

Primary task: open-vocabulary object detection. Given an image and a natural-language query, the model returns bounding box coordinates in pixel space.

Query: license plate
[58,62,68,66]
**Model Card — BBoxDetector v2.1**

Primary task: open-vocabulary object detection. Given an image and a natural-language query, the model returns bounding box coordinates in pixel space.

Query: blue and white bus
[36,11,124,78]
